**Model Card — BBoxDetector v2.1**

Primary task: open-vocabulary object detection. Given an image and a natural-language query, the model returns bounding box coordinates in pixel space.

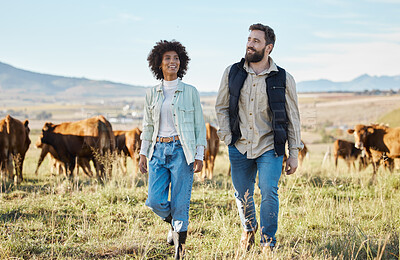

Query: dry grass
[1,142,400,259]
[2,93,400,259]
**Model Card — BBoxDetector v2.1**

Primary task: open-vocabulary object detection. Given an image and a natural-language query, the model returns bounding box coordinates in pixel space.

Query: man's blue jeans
[145,140,194,232]
[228,145,283,246]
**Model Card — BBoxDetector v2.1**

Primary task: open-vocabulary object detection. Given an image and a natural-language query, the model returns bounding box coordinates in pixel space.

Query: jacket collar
[243,56,278,76]
[156,79,184,92]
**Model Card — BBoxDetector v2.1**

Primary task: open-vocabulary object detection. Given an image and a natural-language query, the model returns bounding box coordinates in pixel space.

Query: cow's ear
[367,127,374,134]
[43,122,54,131]
[23,120,29,127]
[347,129,354,134]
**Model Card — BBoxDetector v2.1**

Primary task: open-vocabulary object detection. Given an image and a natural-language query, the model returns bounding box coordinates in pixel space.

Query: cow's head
[41,122,56,143]
[347,124,374,149]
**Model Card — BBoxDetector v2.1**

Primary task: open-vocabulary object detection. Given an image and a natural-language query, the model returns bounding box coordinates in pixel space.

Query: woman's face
[160,51,180,80]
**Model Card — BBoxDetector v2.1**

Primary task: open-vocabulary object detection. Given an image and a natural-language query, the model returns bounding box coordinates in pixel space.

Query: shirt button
[250,127,252,130]
[253,84,256,87]
[249,113,252,115]
[251,98,254,101]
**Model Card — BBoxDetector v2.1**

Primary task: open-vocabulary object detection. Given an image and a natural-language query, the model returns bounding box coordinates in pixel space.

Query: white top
[140,79,204,161]
[158,79,179,137]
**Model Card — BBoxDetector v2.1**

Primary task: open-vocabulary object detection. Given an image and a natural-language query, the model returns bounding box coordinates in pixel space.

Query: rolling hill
[1,61,400,97]
[0,61,147,99]
[297,74,400,92]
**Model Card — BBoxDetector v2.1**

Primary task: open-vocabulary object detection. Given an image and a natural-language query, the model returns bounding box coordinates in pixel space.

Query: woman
[139,40,206,259]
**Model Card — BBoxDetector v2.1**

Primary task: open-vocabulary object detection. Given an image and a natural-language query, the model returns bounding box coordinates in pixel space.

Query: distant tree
[36,111,52,120]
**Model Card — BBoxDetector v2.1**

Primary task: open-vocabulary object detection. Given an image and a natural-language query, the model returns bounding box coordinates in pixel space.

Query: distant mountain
[297,74,400,92]
[0,61,148,98]
[2,61,400,96]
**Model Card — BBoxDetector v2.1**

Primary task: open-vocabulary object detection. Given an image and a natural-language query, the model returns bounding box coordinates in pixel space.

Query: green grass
[1,146,400,259]
[378,107,400,127]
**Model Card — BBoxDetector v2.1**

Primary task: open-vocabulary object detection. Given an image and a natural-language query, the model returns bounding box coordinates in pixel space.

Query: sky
[1,0,400,92]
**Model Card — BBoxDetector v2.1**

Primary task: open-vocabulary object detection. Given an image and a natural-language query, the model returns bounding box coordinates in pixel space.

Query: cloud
[318,0,349,6]
[98,13,142,24]
[313,30,400,42]
[309,12,362,20]
[366,0,400,3]
[283,41,400,82]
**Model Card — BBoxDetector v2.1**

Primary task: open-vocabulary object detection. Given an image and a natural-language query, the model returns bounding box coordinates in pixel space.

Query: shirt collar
[156,79,184,92]
[243,56,278,75]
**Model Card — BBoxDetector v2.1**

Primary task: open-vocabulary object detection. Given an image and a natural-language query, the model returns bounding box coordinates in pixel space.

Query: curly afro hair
[147,40,190,80]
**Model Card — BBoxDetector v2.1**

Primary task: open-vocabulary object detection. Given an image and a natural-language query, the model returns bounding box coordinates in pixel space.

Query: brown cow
[113,128,142,175]
[363,148,394,173]
[0,115,31,184]
[35,138,94,177]
[0,118,13,179]
[348,124,398,175]
[201,123,219,180]
[40,115,115,182]
[298,142,308,167]
[333,139,363,170]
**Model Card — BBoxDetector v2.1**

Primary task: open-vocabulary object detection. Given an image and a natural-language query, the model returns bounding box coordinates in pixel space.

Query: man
[215,23,302,251]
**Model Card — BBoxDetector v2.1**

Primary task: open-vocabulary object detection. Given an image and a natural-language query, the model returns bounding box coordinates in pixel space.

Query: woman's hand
[139,154,148,174]
[193,159,203,173]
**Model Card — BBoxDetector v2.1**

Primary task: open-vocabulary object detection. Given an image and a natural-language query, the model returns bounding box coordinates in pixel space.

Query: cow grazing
[40,115,115,182]
[333,139,363,170]
[35,138,94,177]
[363,148,395,173]
[0,115,31,184]
[113,128,142,175]
[348,124,398,174]
[0,118,12,179]
[201,123,219,180]
[35,138,63,175]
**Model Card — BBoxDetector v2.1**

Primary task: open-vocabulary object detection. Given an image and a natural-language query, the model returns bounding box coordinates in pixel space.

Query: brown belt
[156,136,180,143]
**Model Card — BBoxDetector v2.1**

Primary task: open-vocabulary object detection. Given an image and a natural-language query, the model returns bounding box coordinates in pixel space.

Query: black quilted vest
[228,58,288,156]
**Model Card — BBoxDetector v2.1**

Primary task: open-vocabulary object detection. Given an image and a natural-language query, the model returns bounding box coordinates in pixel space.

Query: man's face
[245,30,270,63]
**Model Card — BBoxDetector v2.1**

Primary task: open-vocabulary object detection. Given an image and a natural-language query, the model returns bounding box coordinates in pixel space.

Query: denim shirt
[141,80,207,164]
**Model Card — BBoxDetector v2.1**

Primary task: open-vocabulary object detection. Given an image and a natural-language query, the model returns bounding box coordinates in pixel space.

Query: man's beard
[245,46,266,62]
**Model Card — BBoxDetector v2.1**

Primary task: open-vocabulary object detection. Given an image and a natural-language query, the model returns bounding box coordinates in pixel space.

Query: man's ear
[265,44,273,55]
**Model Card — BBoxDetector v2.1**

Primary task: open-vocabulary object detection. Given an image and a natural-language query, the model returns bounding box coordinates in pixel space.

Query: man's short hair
[249,23,276,47]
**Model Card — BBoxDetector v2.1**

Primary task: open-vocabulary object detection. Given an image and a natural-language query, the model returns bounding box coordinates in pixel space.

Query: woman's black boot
[172,231,187,259]
[163,214,174,245]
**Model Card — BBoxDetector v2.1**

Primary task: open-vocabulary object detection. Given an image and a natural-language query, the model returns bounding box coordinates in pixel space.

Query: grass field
[378,108,400,128]
[1,143,400,259]
[2,93,400,259]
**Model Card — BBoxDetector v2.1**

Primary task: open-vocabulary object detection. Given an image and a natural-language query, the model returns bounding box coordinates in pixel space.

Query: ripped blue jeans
[145,140,194,232]
[228,145,283,247]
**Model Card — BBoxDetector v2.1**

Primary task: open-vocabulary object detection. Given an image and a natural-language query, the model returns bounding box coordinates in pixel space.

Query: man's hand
[139,154,148,174]
[285,157,298,175]
[193,159,203,173]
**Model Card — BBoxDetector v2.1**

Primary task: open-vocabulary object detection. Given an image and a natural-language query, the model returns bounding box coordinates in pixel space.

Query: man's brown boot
[240,224,258,251]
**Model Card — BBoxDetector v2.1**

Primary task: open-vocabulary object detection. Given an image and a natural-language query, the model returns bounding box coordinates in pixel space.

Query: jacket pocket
[178,106,195,123]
